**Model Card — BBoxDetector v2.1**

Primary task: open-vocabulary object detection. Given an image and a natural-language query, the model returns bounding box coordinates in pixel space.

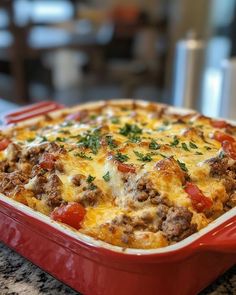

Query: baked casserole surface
[0,101,235,249]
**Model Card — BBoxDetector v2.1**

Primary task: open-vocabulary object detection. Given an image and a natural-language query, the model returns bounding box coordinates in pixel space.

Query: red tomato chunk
[184,182,213,213]
[39,153,57,170]
[117,162,136,173]
[0,138,11,151]
[213,131,235,143]
[51,202,86,230]
[222,141,236,160]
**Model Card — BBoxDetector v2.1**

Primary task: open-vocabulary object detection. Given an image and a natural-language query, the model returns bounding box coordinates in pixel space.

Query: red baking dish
[0,101,235,295]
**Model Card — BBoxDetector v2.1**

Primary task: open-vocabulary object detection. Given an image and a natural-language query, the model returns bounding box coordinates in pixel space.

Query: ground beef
[157,204,169,220]
[208,157,231,177]
[71,174,86,186]
[208,156,236,208]
[30,164,46,177]
[22,142,65,164]
[0,160,16,173]
[31,175,48,197]
[111,206,166,236]
[44,174,63,207]
[225,192,236,208]
[27,173,63,207]
[78,186,103,207]
[161,207,197,242]
[0,171,28,196]
[110,214,134,244]
[134,175,170,206]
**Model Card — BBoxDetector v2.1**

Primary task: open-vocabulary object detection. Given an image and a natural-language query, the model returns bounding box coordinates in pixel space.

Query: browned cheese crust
[0,100,235,249]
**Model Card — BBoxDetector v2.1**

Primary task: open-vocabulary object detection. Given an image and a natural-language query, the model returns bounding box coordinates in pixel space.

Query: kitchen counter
[0,242,235,295]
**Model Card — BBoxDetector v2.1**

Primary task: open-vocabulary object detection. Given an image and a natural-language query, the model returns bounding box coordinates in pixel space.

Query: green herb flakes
[74,152,92,160]
[39,136,47,143]
[149,139,160,150]
[134,151,152,162]
[86,175,96,183]
[181,142,190,151]
[114,152,129,163]
[103,171,111,182]
[119,123,142,136]
[111,117,120,124]
[26,137,35,143]
[177,160,188,172]
[55,137,66,142]
[170,136,179,147]
[105,136,118,149]
[195,151,203,155]
[77,129,101,154]
[189,142,198,149]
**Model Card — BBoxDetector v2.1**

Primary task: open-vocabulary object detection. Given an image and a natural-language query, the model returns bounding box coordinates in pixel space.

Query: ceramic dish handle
[194,215,236,253]
[3,101,65,124]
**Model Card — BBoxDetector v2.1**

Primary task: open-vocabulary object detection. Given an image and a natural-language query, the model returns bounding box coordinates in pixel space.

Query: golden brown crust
[0,99,235,249]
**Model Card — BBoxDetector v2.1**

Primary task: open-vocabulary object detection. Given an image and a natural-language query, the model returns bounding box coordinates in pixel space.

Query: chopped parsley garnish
[159,153,167,158]
[105,136,118,149]
[77,129,101,154]
[114,152,129,163]
[90,114,97,120]
[134,151,152,162]
[55,137,67,142]
[61,121,73,127]
[170,136,179,147]
[177,160,188,172]
[119,123,143,143]
[189,142,198,149]
[86,175,96,183]
[204,146,211,150]
[195,151,203,155]
[111,117,120,124]
[181,142,190,151]
[88,183,97,190]
[74,152,92,160]
[103,171,110,182]
[119,123,142,136]
[149,139,160,150]
[26,137,35,143]
[39,136,47,143]
[128,134,141,143]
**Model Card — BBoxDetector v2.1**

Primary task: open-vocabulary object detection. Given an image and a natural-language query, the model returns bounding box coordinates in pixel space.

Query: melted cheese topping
[0,101,235,249]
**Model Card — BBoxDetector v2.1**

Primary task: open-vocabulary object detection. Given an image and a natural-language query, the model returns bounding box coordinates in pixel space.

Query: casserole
[0,100,235,295]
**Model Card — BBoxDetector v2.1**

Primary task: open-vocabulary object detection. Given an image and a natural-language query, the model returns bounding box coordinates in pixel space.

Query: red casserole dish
[0,101,235,295]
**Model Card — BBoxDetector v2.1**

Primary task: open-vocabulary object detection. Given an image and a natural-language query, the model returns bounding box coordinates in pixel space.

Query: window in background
[13,0,73,25]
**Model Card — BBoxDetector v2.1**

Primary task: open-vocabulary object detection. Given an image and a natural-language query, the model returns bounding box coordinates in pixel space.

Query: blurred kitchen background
[1,0,236,119]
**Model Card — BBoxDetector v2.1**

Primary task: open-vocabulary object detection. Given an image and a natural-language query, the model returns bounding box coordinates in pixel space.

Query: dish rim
[0,98,235,255]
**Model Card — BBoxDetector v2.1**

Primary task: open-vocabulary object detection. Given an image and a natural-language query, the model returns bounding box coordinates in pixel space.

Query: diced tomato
[117,162,136,173]
[184,182,213,213]
[51,202,86,230]
[39,153,57,170]
[211,120,228,128]
[222,141,236,160]
[66,110,88,122]
[213,131,235,143]
[0,138,11,151]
